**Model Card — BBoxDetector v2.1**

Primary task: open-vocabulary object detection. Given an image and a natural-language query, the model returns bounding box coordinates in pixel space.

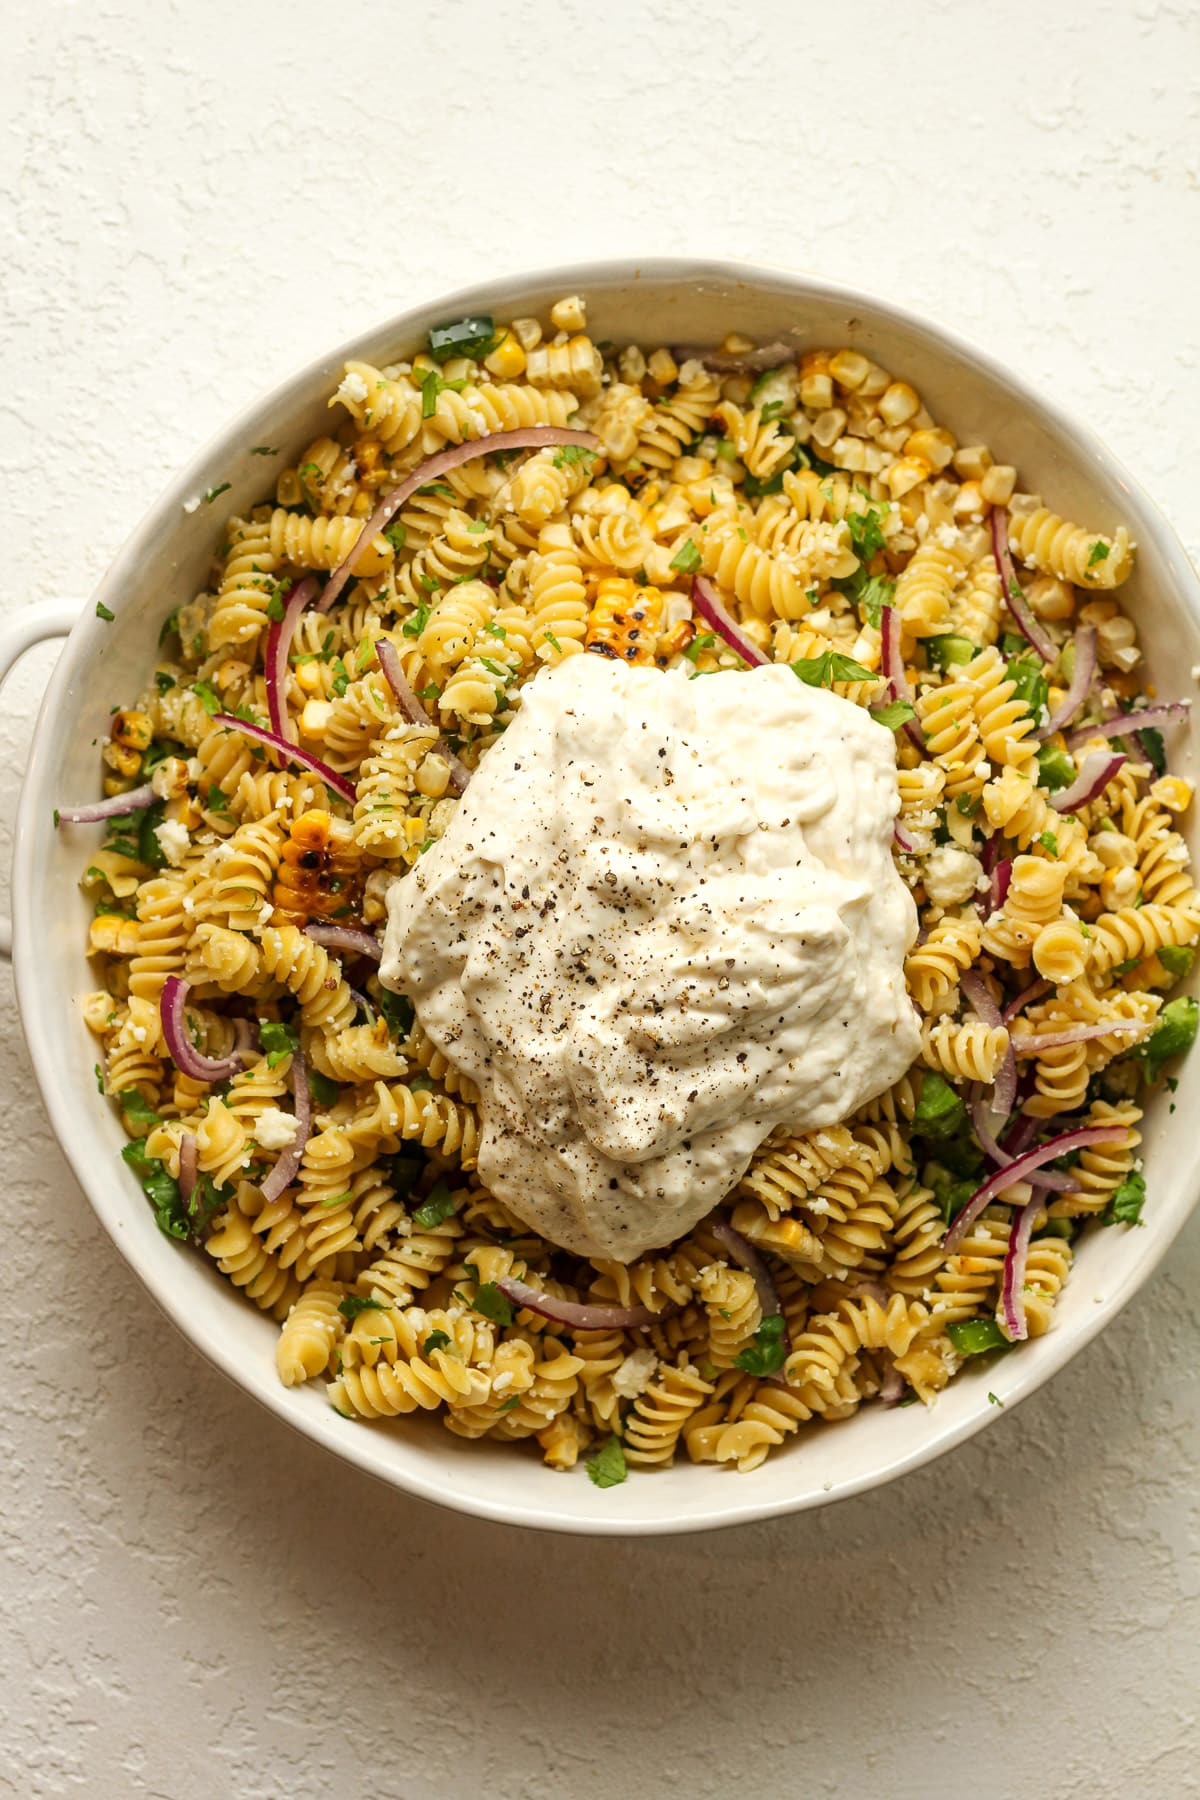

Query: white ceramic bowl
[6,259,1198,1535]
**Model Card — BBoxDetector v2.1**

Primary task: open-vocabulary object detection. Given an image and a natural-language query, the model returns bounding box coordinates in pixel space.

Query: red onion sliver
[990,508,1056,663]
[1037,625,1096,741]
[943,1124,1129,1251]
[260,1052,311,1204]
[304,923,382,961]
[265,574,320,744]
[691,575,768,667]
[967,1087,1077,1191]
[1012,1021,1149,1055]
[1064,700,1191,750]
[960,974,1016,1112]
[879,606,925,752]
[708,1218,781,1319]
[374,639,470,794]
[319,427,600,615]
[57,784,156,826]
[160,976,253,1083]
[1001,979,1050,1025]
[993,857,1013,910]
[893,823,917,854]
[1000,1196,1041,1342]
[494,1274,660,1331]
[671,342,797,374]
[1049,749,1127,814]
[178,1131,198,1211]
[960,972,1002,1028]
[880,1363,906,1406]
[213,713,357,805]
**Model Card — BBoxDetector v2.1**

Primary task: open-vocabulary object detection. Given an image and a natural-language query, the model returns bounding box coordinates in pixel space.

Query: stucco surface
[2,1,1198,1794]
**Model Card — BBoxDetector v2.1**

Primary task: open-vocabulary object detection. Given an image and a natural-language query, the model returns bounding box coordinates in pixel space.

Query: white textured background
[3,2,1199,1795]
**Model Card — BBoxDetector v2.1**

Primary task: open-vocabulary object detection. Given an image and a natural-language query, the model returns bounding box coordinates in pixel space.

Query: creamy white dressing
[380,656,920,1262]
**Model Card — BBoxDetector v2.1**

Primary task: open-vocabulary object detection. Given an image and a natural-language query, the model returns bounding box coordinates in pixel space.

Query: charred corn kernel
[550,295,586,333]
[103,741,145,779]
[879,381,920,426]
[111,710,154,753]
[953,480,985,518]
[810,407,848,450]
[300,699,333,737]
[953,444,993,481]
[904,427,956,472]
[655,618,696,665]
[483,330,526,380]
[510,316,542,352]
[831,436,868,472]
[980,464,1017,506]
[1090,829,1138,870]
[414,753,451,799]
[90,914,139,956]
[799,352,833,410]
[1100,865,1142,909]
[830,349,870,391]
[273,808,363,924]
[885,455,929,498]
[1027,574,1075,621]
[584,577,664,665]
[1151,774,1193,813]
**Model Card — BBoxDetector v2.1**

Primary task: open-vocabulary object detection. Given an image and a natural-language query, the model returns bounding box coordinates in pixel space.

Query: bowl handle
[0,598,84,956]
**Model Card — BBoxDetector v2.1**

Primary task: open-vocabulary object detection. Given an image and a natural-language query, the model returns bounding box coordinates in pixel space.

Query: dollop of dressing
[380,656,919,1261]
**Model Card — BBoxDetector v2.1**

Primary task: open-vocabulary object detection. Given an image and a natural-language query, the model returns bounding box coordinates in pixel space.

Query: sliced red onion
[961,972,1016,1113]
[992,857,1013,910]
[260,1052,311,1204]
[213,713,357,806]
[1064,700,1191,750]
[232,1017,259,1060]
[671,341,796,374]
[1049,749,1127,814]
[179,1131,197,1210]
[1012,1021,1149,1055]
[1000,1195,1041,1342]
[990,508,1056,663]
[691,575,768,667]
[494,1274,660,1331]
[967,1086,1077,1191]
[879,1363,906,1406]
[943,1124,1129,1251]
[375,639,470,795]
[160,976,254,1082]
[1001,979,1050,1025]
[708,1217,781,1319]
[265,574,320,744]
[1000,1112,1038,1159]
[304,923,382,961]
[1037,625,1096,741]
[56,784,156,826]
[880,605,924,752]
[318,426,600,615]
[893,823,917,853]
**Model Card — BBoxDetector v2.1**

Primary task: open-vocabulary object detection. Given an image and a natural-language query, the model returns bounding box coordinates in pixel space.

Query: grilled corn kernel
[810,407,848,450]
[830,349,870,391]
[647,347,678,386]
[879,381,920,426]
[550,295,586,333]
[885,455,930,498]
[484,330,527,380]
[414,753,451,800]
[1151,774,1193,813]
[980,464,1017,506]
[1090,829,1137,870]
[111,709,154,753]
[1100,865,1142,909]
[102,741,145,779]
[904,427,956,473]
[300,699,333,737]
[90,914,140,956]
[953,444,993,482]
[619,344,647,383]
[1027,574,1075,621]
[510,315,542,352]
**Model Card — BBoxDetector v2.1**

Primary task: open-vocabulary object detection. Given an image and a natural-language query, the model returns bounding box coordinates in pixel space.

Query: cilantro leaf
[552,444,596,469]
[412,1182,458,1231]
[1136,725,1166,777]
[257,1020,299,1068]
[308,1068,341,1107]
[586,1435,628,1489]
[1102,1170,1146,1227]
[846,505,886,562]
[116,1087,161,1130]
[925,1161,978,1226]
[791,650,875,688]
[191,680,222,716]
[670,538,701,575]
[402,602,431,640]
[1087,540,1111,569]
[204,482,232,504]
[378,986,415,1040]
[95,600,115,622]
[733,1313,787,1376]
[422,1330,452,1356]
[470,1282,515,1327]
[338,1295,387,1320]
[870,698,917,730]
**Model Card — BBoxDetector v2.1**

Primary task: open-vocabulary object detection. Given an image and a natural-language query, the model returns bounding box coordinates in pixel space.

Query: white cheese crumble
[610,1348,658,1399]
[923,845,982,908]
[153,818,190,867]
[254,1108,300,1152]
[335,369,369,406]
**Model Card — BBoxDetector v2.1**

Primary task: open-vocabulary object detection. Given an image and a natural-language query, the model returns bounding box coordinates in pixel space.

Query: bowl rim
[13,254,1200,1535]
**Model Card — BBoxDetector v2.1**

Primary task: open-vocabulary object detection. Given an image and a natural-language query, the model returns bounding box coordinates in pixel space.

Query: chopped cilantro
[249,445,280,456]
[258,1019,299,1068]
[552,444,596,469]
[330,656,350,698]
[1136,725,1166,777]
[956,793,981,817]
[412,1182,458,1231]
[733,1313,787,1376]
[204,482,231,504]
[925,1161,977,1225]
[871,699,917,731]
[1038,830,1059,857]
[946,1318,1009,1356]
[95,600,115,622]
[384,521,407,554]
[988,1392,1004,1407]
[158,608,179,646]
[308,1068,341,1107]
[912,1073,966,1140]
[684,630,717,665]
[191,680,222,716]
[338,1295,387,1320]
[846,505,886,562]
[484,621,507,641]
[758,400,786,423]
[137,801,167,868]
[479,657,509,680]
[471,1282,515,1327]
[742,468,786,498]
[206,784,231,815]
[402,602,431,639]
[120,1138,191,1240]
[670,538,702,575]
[791,650,875,688]
[378,986,415,1040]
[1087,540,1111,569]
[266,589,285,624]
[422,1330,452,1356]
[154,670,176,694]
[116,1087,161,1130]
[496,1396,521,1414]
[428,314,500,363]
[1102,1170,1146,1227]
[586,1435,628,1489]
[542,629,562,655]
